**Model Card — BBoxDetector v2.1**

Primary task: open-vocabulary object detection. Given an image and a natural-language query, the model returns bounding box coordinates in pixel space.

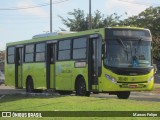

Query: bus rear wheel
[117,91,130,99]
[76,77,90,97]
[26,78,34,93]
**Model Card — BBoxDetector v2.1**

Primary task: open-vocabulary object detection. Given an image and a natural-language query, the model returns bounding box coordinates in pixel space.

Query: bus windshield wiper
[116,38,128,60]
[137,38,143,46]
[134,38,143,55]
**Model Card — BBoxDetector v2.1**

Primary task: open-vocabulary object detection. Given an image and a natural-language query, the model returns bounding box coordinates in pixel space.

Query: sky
[0,0,160,50]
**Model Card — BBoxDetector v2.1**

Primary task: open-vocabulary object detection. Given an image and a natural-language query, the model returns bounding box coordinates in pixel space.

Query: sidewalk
[0,84,25,95]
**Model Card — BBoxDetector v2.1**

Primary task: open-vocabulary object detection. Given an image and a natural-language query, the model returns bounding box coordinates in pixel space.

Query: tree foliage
[59,9,87,31]
[58,9,122,31]
[121,7,160,36]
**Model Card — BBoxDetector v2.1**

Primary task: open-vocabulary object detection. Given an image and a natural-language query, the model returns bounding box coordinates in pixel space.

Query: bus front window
[104,38,151,68]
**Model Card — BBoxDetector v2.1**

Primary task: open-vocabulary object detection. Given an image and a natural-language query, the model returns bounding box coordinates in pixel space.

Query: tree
[58,9,87,31]
[121,7,160,35]
[58,9,122,31]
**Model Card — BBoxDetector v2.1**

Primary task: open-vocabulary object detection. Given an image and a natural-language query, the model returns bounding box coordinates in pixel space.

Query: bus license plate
[128,85,137,88]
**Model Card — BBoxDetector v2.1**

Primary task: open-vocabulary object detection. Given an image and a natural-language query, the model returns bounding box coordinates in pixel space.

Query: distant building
[0,51,5,72]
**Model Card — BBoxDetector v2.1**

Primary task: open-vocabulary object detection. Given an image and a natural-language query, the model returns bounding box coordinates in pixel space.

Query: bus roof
[6,27,149,47]
[6,28,105,46]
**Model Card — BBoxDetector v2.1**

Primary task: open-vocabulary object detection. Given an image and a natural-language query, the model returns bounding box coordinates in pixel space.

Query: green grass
[0,94,160,120]
[0,94,160,111]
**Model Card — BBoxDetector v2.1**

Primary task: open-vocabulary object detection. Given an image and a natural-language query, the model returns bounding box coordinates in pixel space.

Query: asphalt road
[0,84,160,102]
[0,84,25,95]
[92,92,160,102]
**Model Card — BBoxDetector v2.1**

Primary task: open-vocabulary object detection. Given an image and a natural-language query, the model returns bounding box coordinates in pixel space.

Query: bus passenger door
[15,47,23,88]
[46,42,56,89]
[88,35,102,91]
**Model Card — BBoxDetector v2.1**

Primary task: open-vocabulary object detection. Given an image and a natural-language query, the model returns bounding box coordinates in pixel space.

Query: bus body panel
[23,63,46,89]
[5,64,15,86]
[98,67,154,92]
[55,61,88,91]
[72,62,89,91]
[56,61,73,90]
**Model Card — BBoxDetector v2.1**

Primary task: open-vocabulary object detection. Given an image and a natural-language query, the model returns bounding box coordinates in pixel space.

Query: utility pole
[89,0,92,30]
[50,0,52,32]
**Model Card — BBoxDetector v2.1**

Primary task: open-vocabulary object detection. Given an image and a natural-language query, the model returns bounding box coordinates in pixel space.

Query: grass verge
[0,94,160,120]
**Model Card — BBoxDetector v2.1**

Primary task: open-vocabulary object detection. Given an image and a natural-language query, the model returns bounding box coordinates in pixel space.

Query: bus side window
[7,47,15,64]
[35,43,45,62]
[25,44,34,62]
[58,40,71,60]
[73,37,87,60]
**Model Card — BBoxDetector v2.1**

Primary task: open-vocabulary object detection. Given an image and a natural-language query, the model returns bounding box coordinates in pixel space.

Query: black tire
[58,91,72,95]
[76,77,90,96]
[117,91,130,99]
[26,78,34,93]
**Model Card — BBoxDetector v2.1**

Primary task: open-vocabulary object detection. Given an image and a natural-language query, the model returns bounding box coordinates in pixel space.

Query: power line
[117,0,160,6]
[0,3,49,10]
[0,22,48,24]
[0,13,69,17]
[0,0,69,10]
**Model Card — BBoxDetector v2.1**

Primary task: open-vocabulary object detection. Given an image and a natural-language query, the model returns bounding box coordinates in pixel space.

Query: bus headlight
[105,74,117,83]
[148,76,153,83]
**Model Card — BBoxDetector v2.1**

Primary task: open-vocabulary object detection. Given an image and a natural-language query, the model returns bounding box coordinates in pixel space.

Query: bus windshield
[104,29,152,68]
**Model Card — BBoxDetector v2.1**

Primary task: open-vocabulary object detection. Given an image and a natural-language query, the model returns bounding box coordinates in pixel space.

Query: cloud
[16,0,48,17]
[105,0,148,17]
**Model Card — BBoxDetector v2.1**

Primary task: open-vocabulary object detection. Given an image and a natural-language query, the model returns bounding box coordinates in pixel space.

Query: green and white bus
[5,27,154,99]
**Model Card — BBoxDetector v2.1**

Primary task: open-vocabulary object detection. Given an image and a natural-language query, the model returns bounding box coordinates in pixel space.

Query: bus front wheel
[26,78,34,93]
[76,77,90,97]
[117,91,130,99]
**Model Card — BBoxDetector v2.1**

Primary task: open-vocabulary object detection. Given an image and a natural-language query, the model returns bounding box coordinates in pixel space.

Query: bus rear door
[15,46,23,88]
